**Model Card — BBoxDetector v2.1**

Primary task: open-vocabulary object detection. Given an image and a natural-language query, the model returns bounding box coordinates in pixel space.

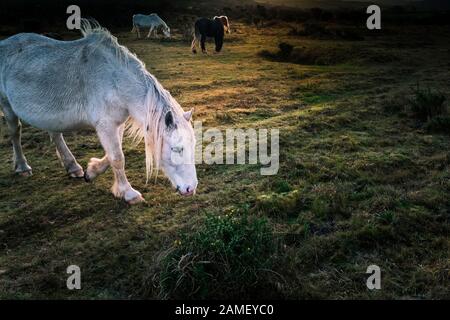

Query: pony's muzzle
[176,184,196,196]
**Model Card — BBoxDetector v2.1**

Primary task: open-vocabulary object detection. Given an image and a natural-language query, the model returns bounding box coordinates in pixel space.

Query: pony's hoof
[192,49,197,54]
[69,169,85,179]
[127,195,146,205]
[17,170,32,177]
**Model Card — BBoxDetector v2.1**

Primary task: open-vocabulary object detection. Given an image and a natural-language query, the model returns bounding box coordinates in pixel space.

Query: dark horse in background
[191,16,230,54]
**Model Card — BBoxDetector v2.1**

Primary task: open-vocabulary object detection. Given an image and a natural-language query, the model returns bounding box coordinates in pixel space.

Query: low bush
[253,190,302,218]
[425,115,450,134]
[409,86,447,121]
[259,42,349,66]
[155,213,277,299]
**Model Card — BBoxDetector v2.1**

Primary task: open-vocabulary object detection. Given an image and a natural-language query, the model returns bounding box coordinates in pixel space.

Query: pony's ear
[183,108,194,121]
[165,111,175,128]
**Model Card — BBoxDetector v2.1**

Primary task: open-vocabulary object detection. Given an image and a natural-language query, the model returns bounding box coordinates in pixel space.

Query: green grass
[0,22,449,299]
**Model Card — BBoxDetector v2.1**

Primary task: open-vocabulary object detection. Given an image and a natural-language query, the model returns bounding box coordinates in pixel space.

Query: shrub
[258,43,349,66]
[425,116,450,134]
[278,42,294,57]
[409,86,447,121]
[155,214,277,299]
[253,190,302,218]
[273,180,292,193]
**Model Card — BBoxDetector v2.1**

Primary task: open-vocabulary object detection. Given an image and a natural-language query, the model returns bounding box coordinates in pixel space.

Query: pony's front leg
[200,34,207,54]
[96,124,144,204]
[136,26,141,39]
[85,124,124,182]
[85,156,109,182]
[191,37,198,54]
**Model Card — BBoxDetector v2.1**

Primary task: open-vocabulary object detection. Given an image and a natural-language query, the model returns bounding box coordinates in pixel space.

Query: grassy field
[0,20,449,299]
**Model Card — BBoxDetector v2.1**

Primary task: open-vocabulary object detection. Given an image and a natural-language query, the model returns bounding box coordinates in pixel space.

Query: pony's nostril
[176,185,180,192]
[186,187,191,193]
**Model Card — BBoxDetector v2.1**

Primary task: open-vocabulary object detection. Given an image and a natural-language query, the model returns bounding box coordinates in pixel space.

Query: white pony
[0,20,197,204]
[131,14,171,39]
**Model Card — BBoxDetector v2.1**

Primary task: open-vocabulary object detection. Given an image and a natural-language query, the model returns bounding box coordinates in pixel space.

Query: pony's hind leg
[147,26,154,38]
[50,132,84,178]
[0,99,32,176]
[96,124,144,204]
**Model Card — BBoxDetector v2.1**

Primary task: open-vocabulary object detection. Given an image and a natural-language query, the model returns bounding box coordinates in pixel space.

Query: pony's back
[0,24,148,131]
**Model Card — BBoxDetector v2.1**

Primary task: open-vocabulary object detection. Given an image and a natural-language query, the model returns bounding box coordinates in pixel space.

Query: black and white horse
[191,16,230,54]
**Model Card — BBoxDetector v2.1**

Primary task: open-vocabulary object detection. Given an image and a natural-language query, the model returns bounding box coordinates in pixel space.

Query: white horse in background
[131,13,171,39]
[0,20,197,204]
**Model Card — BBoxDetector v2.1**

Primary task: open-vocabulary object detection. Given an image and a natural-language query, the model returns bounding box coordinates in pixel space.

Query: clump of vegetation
[425,115,450,134]
[406,86,449,134]
[259,42,349,65]
[273,180,292,193]
[409,86,447,122]
[154,213,277,299]
[384,87,449,134]
[253,190,301,218]
[278,42,294,58]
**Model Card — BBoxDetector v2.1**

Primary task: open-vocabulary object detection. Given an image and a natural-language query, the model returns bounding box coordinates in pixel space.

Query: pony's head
[160,109,197,195]
[163,26,171,38]
[215,16,231,34]
[127,77,197,196]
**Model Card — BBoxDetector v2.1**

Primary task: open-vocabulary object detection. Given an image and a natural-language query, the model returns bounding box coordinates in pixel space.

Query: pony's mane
[126,74,185,183]
[81,19,185,183]
[80,18,138,67]
[213,15,230,32]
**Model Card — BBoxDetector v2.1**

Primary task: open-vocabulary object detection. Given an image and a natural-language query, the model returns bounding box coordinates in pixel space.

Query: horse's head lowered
[160,109,197,196]
[162,26,171,38]
[127,75,197,196]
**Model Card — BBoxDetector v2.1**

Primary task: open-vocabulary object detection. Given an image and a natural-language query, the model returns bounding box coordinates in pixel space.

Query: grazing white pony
[0,20,197,204]
[131,13,171,39]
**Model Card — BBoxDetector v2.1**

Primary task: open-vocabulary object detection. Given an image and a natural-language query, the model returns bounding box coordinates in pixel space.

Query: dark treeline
[0,0,182,31]
[0,0,448,35]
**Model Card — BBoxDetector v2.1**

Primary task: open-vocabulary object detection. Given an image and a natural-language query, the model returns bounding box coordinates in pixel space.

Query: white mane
[126,75,185,183]
[80,18,134,66]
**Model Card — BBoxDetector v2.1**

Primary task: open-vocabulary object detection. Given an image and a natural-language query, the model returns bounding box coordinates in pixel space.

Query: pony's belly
[13,109,91,132]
